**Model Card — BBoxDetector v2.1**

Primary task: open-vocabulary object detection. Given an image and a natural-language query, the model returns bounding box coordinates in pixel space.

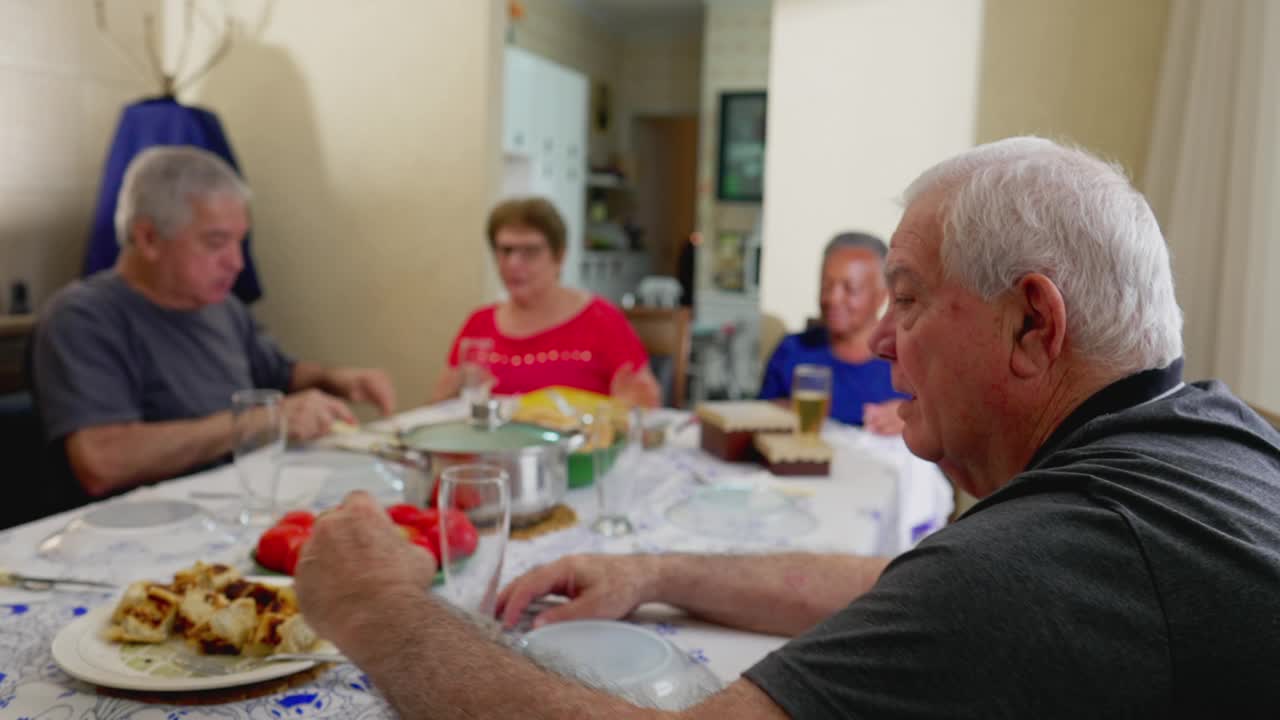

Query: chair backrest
[624,306,692,408]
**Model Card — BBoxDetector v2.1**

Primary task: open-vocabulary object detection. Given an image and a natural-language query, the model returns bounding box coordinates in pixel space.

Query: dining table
[0,400,950,719]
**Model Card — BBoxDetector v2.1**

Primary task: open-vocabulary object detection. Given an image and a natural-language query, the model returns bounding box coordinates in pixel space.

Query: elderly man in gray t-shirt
[33,146,396,506]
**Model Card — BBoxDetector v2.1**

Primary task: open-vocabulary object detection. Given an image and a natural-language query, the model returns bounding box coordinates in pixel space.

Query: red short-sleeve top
[446,296,649,396]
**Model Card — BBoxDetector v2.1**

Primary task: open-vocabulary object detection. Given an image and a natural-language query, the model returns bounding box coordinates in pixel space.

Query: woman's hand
[429,364,497,404]
[863,399,905,435]
[610,363,661,408]
[430,366,465,403]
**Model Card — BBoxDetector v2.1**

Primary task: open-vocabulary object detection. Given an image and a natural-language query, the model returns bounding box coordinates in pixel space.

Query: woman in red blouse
[431,197,660,407]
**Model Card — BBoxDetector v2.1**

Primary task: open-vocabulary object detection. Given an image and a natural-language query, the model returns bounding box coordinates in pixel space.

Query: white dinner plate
[665,484,818,541]
[518,620,722,710]
[51,577,339,692]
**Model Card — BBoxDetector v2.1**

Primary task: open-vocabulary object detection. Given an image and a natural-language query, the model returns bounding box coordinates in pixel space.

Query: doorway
[632,115,699,287]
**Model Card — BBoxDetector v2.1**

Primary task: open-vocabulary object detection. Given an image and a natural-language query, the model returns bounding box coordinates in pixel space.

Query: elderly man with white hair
[32,146,395,510]
[294,137,1280,719]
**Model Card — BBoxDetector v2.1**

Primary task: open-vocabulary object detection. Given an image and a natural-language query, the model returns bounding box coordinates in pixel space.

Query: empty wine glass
[232,389,286,526]
[458,337,496,407]
[438,464,511,616]
[589,404,640,537]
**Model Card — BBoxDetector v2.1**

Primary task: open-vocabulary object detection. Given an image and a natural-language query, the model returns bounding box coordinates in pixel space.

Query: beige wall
[761,0,985,332]
[759,0,1171,334]
[0,0,163,311]
[975,0,1170,189]
[171,0,504,410]
[616,31,703,171]
[695,0,773,298]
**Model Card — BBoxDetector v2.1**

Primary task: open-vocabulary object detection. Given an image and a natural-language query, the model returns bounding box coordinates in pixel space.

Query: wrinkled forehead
[181,192,250,228]
[823,247,884,276]
[885,192,946,286]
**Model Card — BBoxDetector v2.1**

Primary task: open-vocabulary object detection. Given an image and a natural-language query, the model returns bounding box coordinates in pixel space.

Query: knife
[0,568,116,591]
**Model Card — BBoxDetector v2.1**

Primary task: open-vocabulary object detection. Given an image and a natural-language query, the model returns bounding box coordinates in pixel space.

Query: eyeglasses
[493,243,550,261]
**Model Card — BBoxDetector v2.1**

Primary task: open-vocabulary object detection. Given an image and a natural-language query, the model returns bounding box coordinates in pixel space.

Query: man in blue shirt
[758,232,906,432]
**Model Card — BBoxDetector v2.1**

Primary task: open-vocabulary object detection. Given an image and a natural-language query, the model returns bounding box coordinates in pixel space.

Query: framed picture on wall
[716,91,767,203]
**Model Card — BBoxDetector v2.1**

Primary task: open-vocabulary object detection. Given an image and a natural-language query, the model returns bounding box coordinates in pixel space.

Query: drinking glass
[791,364,832,436]
[438,464,511,615]
[458,337,495,407]
[232,389,287,526]
[589,404,640,537]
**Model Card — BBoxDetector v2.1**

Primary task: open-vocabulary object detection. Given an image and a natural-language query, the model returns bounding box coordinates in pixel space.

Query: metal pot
[398,401,585,528]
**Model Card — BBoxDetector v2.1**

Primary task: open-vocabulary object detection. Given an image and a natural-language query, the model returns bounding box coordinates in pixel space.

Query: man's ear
[131,219,163,260]
[1009,273,1067,379]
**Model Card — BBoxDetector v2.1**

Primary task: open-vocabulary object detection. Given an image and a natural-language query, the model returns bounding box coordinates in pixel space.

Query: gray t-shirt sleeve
[742,494,1168,719]
[34,292,142,440]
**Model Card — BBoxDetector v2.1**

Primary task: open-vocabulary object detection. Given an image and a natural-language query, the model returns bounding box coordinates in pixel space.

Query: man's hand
[295,491,436,651]
[494,554,662,629]
[283,389,356,441]
[328,367,396,416]
[610,363,661,409]
[863,399,905,435]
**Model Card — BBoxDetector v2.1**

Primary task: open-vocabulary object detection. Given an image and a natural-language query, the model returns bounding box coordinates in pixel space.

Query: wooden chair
[624,306,692,408]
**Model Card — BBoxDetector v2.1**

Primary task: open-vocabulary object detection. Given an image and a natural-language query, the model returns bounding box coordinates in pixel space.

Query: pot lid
[401,420,577,453]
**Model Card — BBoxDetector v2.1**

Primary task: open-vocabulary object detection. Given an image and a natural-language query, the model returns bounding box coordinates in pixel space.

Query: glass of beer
[792,364,832,437]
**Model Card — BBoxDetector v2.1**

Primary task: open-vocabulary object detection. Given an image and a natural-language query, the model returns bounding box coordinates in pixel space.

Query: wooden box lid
[754,433,833,463]
[695,401,796,432]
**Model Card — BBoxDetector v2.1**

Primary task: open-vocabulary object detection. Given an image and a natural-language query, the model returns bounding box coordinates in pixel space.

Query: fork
[168,651,349,675]
[263,652,351,664]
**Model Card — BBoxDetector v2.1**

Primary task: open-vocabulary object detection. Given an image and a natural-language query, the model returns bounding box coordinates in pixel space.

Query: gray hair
[823,231,888,263]
[902,136,1183,374]
[114,145,250,246]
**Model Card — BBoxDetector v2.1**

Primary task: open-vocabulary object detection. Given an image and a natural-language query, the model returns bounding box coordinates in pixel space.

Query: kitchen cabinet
[501,47,588,288]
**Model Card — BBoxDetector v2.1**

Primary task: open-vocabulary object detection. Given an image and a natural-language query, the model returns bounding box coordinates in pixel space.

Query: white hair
[114,145,250,246]
[902,136,1183,374]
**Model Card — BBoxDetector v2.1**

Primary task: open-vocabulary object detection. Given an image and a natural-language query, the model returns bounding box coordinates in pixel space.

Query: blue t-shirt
[757,327,905,425]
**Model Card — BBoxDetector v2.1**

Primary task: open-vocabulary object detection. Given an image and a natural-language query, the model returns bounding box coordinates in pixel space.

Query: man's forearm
[348,590,661,720]
[67,413,234,496]
[290,360,334,393]
[653,553,891,636]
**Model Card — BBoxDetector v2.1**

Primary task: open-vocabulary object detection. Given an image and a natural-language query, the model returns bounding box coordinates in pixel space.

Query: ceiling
[567,0,705,36]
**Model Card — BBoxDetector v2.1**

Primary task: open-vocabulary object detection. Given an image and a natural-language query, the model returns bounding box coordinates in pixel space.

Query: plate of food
[51,562,340,692]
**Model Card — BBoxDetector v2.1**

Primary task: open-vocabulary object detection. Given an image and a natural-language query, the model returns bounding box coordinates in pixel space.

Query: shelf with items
[579,249,652,304]
[586,172,632,191]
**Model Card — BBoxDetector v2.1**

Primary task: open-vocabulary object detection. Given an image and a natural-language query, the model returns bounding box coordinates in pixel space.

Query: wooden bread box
[695,401,796,462]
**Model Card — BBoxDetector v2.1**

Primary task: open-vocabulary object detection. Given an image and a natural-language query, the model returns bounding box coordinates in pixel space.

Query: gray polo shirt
[34,270,294,443]
[744,364,1280,718]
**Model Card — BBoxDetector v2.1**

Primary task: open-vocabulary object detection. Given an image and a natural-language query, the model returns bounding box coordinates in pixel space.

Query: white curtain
[1145,0,1280,409]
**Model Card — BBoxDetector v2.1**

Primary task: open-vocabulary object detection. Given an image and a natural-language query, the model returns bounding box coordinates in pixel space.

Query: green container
[568,439,625,488]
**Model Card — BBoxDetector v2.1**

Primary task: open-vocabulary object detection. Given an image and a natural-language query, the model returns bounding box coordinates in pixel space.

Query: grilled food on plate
[104,561,319,657]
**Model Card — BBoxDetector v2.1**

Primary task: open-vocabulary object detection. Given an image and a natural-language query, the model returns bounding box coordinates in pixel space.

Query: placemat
[511,504,578,540]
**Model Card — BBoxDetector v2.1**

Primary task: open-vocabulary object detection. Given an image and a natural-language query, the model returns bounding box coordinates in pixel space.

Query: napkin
[826,428,953,556]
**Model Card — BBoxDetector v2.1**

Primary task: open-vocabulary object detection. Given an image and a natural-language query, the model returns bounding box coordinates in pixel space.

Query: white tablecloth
[0,402,949,718]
